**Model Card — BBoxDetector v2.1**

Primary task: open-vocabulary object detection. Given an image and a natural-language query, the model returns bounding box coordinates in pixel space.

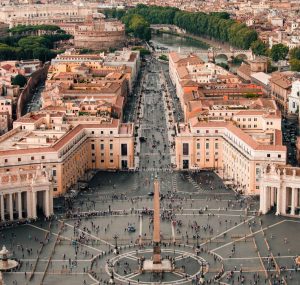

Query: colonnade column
[45,190,50,217]
[9,194,13,220]
[291,188,296,216]
[26,192,32,218]
[276,186,281,215]
[260,186,267,214]
[0,195,4,221]
[18,192,22,219]
[32,191,37,219]
[282,187,287,215]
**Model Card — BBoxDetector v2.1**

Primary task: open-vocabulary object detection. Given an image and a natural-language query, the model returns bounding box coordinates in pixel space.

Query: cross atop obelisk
[153,175,161,264]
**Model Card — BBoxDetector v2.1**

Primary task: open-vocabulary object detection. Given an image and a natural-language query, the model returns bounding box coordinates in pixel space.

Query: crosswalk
[186,173,203,191]
[172,175,178,192]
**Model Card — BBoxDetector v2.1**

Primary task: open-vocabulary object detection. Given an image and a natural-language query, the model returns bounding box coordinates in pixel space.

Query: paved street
[1,57,300,285]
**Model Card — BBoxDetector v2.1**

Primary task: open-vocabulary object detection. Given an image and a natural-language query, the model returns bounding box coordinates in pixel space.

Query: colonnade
[0,190,52,222]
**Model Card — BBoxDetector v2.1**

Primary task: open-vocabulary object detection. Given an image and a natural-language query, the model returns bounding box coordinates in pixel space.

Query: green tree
[122,14,151,41]
[270,44,289,62]
[289,47,300,60]
[251,39,268,56]
[12,74,27,87]
[290,59,300,71]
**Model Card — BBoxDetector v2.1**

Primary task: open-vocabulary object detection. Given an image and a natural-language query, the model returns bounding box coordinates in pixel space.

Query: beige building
[269,72,294,115]
[0,112,134,197]
[175,120,286,195]
[0,96,12,135]
[0,3,97,27]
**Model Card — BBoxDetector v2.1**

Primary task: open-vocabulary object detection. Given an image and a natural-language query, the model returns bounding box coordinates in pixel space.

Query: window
[31,157,34,160]
[92,131,94,134]
[100,144,104,150]
[206,142,209,149]
[197,130,200,133]
[121,144,128,156]
[267,154,270,157]
[110,144,113,150]
[101,160,104,163]
[206,159,209,162]
[206,130,209,134]
[182,143,189,155]
[53,170,57,176]
[110,159,114,163]
[18,158,21,162]
[53,188,58,192]
[101,131,104,134]
[91,144,95,150]
[110,131,113,134]
[215,130,218,133]
[254,118,257,121]
[215,143,218,149]
[256,186,259,189]
[197,143,200,149]
[4,159,7,163]
[278,154,281,158]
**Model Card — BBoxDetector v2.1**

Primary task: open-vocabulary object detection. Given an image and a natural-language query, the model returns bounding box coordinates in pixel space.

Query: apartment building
[175,120,286,195]
[0,112,134,198]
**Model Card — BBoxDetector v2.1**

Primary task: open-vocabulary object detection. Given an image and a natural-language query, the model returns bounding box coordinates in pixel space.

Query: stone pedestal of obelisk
[153,177,161,264]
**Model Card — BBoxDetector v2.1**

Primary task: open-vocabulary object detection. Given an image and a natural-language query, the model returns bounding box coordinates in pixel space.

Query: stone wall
[17,63,50,118]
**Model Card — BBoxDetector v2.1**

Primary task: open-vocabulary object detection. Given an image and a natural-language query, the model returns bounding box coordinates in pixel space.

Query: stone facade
[74,18,125,50]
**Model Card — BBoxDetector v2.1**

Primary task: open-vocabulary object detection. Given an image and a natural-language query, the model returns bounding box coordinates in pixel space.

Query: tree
[289,47,300,60]
[270,44,289,62]
[251,40,268,56]
[122,14,151,41]
[12,74,27,87]
[290,59,300,72]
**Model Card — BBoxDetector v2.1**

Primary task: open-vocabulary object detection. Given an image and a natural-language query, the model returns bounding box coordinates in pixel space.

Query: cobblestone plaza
[1,59,300,285]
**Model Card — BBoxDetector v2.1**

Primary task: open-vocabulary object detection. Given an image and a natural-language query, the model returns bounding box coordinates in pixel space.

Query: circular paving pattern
[105,247,210,284]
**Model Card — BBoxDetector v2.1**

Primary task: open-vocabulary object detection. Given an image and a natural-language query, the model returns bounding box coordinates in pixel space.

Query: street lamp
[113,234,119,255]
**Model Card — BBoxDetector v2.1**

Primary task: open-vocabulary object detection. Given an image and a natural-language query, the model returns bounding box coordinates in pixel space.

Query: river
[151,32,232,65]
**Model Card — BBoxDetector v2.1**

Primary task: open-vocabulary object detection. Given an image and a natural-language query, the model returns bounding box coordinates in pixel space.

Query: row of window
[91,143,128,156]
[237,118,258,122]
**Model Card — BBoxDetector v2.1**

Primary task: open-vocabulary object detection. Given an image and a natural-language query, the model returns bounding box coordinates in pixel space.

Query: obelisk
[153,176,161,264]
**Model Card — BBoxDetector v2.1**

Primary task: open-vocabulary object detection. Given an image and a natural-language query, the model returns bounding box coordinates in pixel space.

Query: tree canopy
[12,74,27,87]
[289,47,300,71]
[0,26,72,61]
[250,39,268,56]
[105,5,259,49]
[270,44,289,62]
[121,14,151,41]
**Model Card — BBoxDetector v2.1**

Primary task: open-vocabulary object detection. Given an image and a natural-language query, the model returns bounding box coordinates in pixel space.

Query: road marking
[61,221,114,247]
[211,220,285,253]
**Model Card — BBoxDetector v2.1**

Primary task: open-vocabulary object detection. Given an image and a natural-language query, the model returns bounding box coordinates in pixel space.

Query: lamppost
[113,234,119,255]
[196,234,200,249]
